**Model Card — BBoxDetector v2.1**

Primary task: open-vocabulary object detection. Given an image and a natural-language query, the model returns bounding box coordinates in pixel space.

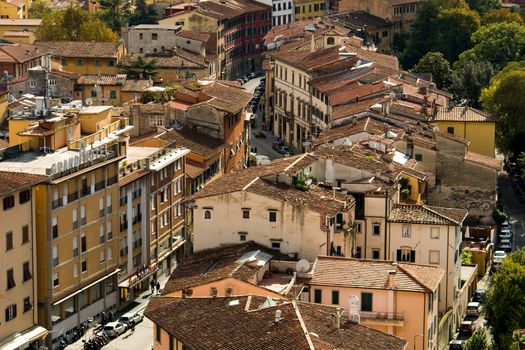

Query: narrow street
[497,172,525,250]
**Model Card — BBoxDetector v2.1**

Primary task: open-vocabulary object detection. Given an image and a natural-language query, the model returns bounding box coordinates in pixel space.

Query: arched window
[204,209,212,220]
[327,36,335,45]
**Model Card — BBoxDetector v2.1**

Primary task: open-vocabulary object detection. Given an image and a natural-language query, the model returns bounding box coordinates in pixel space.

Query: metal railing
[359,311,404,322]
[52,198,63,210]
[68,192,79,203]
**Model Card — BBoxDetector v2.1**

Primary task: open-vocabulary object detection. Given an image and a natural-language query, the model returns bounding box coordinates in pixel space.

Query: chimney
[387,270,396,289]
[310,33,315,53]
[274,309,283,323]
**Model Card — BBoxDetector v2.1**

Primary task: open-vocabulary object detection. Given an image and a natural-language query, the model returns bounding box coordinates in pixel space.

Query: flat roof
[78,105,113,114]
[0,148,86,175]
[126,146,161,164]
[0,19,42,26]
[133,24,182,30]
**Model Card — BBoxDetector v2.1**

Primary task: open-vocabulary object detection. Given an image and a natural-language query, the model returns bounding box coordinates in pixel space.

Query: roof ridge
[423,204,464,225]
[292,301,316,350]
[397,264,433,292]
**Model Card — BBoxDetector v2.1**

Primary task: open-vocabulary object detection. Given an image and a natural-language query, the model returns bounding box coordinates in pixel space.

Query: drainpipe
[384,192,388,260]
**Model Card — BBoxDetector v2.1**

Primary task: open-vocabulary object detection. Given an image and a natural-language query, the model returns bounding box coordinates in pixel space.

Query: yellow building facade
[0,173,48,349]
[433,106,496,158]
[294,0,326,20]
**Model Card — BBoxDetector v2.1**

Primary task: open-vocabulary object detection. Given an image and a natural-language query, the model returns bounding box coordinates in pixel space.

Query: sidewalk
[66,273,170,350]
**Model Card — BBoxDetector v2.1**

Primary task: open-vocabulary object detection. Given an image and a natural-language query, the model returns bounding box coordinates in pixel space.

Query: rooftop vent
[275,309,283,323]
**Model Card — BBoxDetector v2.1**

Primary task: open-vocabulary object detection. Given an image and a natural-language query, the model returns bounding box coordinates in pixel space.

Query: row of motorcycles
[82,333,110,350]
[57,322,89,349]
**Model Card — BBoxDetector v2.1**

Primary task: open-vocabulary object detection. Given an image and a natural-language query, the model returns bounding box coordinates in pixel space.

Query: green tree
[481,61,525,155]
[461,250,473,265]
[412,52,452,89]
[129,0,157,25]
[400,0,471,68]
[484,248,525,349]
[401,0,443,68]
[459,22,525,70]
[28,0,52,19]
[450,59,493,107]
[465,327,490,350]
[97,0,131,33]
[433,8,480,62]
[119,56,159,79]
[482,8,524,25]
[36,4,117,42]
[467,0,500,15]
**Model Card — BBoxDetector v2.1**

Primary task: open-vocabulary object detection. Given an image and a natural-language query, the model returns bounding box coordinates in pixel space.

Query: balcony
[107,176,118,186]
[52,198,63,210]
[120,197,127,206]
[359,311,404,327]
[95,181,105,192]
[81,187,92,197]
[120,222,128,232]
[68,192,79,203]
[132,213,142,224]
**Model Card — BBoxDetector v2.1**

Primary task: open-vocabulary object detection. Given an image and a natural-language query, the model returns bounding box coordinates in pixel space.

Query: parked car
[278,146,291,155]
[272,141,283,151]
[103,322,127,337]
[118,312,143,328]
[499,231,512,241]
[466,302,481,318]
[494,250,507,264]
[499,239,512,252]
[472,288,486,303]
[448,339,466,350]
[253,130,266,138]
[459,320,476,335]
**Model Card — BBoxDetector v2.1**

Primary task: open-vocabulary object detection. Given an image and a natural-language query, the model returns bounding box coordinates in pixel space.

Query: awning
[53,269,121,306]
[118,267,159,289]
[0,325,48,350]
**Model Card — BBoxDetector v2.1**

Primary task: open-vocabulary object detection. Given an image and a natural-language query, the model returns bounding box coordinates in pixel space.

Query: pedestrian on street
[150,279,155,293]
[156,281,161,294]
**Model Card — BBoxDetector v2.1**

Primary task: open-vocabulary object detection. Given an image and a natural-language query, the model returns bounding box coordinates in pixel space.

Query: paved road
[65,274,170,350]
[497,172,525,250]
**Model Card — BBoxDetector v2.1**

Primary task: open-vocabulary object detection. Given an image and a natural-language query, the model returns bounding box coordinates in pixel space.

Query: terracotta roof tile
[157,129,224,158]
[434,106,496,122]
[163,242,278,293]
[36,41,122,58]
[199,81,252,113]
[177,31,211,42]
[311,256,444,293]
[246,179,354,216]
[118,168,149,187]
[144,296,408,350]
[0,43,43,63]
[119,54,205,69]
[0,171,47,197]
[17,124,54,137]
[388,204,468,225]
[121,79,152,92]
[77,74,127,86]
[465,151,501,170]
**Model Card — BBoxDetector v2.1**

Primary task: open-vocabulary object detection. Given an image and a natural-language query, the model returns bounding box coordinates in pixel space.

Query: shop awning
[0,325,48,350]
[118,267,159,289]
[52,269,120,306]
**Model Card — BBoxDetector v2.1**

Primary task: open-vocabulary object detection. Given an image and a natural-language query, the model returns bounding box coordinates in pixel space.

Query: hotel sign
[49,147,107,176]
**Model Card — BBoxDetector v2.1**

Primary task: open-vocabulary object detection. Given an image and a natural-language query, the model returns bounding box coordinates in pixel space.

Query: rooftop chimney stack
[274,309,283,323]
[387,270,396,289]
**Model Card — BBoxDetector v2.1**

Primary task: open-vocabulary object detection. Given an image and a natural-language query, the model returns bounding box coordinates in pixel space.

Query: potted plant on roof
[399,177,412,202]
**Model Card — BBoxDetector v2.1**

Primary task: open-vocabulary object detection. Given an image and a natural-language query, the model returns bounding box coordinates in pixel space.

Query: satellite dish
[85,98,93,106]
[295,259,310,273]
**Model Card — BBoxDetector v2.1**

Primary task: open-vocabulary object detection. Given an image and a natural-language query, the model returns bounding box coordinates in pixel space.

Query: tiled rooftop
[388,204,468,225]
[434,106,496,122]
[36,41,123,58]
[163,241,278,293]
[311,256,444,293]
[144,296,408,350]
[0,171,47,197]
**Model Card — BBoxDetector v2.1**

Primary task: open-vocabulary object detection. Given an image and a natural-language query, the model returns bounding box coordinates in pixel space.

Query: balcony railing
[120,197,127,206]
[81,187,91,197]
[359,311,404,322]
[120,222,128,232]
[95,181,105,192]
[52,198,63,210]
[132,213,142,224]
[107,176,118,186]
[68,192,79,203]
